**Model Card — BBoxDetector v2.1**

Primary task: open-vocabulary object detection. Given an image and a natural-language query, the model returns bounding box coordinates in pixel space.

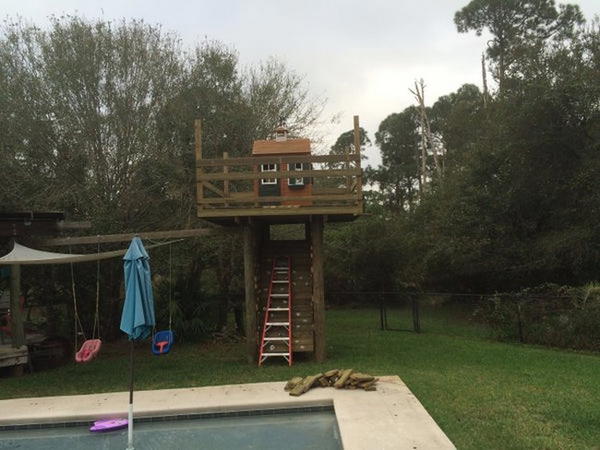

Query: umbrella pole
[127,339,134,450]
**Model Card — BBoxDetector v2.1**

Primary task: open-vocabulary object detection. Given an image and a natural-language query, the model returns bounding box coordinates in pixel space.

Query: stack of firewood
[284,369,378,396]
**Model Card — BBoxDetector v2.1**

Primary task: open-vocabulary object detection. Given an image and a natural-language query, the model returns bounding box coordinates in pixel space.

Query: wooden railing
[194,118,364,219]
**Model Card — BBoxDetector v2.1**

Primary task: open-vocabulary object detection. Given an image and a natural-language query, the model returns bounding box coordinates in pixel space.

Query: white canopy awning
[0,241,177,265]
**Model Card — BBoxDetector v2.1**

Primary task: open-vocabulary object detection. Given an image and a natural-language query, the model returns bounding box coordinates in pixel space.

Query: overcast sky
[3,0,599,164]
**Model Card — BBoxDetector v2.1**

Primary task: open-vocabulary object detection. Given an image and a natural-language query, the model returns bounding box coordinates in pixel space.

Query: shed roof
[252,138,311,155]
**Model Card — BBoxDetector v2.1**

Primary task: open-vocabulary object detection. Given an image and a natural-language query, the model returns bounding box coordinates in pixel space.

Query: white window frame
[288,162,305,186]
[260,163,278,185]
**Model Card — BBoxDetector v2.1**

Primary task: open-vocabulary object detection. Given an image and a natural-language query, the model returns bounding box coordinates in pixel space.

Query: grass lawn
[1,307,599,449]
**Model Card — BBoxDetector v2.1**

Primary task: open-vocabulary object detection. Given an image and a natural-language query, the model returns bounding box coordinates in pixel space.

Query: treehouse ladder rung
[258,256,293,367]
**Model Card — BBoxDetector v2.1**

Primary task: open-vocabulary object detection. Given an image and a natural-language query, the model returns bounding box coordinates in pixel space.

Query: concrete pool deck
[0,375,455,449]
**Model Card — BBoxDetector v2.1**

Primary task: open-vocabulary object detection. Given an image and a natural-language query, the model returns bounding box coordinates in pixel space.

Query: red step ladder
[258,256,292,366]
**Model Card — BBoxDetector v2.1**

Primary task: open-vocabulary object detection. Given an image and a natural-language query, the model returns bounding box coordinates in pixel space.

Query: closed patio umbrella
[120,237,155,450]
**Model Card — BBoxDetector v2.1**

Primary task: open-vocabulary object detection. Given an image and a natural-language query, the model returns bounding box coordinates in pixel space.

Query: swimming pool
[0,407,342,450]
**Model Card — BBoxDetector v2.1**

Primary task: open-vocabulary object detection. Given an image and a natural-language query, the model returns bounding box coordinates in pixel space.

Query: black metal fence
[328,290,600,352]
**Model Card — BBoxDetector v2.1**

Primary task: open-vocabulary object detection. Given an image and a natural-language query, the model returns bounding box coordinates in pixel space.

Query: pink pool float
[90,418,128,432]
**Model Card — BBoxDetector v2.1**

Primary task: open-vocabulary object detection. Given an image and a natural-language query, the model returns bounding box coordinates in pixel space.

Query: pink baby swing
[71,247,102,363]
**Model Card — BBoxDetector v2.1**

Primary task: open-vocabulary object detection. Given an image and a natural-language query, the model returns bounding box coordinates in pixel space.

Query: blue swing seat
[152,330,174,355]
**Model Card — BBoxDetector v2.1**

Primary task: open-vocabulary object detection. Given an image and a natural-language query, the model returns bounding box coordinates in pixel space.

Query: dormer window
[288,162,304,186]
[261,163,278,185]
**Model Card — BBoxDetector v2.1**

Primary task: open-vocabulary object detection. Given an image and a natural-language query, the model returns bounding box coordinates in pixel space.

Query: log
[350,373,374,383]
[285,377,304,391]
[289,373,323,397]
[358,380,377,389]
[324,369,339,378]
[333,369,353,389]
[285,369,378,395]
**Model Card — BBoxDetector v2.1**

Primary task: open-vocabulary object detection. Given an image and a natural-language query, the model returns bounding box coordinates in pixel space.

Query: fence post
[516,301,524,343]
[379,290,385,331]
[412,294,421,333]
[383,293,388,330]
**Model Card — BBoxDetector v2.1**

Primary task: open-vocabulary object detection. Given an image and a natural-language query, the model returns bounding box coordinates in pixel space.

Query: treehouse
[195,117,364,364]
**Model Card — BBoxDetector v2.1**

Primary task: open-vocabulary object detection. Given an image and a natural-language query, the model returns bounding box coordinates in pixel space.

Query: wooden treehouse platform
[195,155,363,226]
[194,117,364,364]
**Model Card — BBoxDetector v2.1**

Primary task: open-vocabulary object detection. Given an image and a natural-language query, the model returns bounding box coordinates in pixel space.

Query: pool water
[0,410,342,450]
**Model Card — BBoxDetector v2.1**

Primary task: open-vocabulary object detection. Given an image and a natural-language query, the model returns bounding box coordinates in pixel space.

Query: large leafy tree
[330,127,370,157]
[0,16,323,338]
[455,0,584,89]
[415,14,600,290]
[371,107,421,212]
[429,84,484,168]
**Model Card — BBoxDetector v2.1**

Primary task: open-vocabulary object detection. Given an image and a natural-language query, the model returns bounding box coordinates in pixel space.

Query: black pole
[129,340,134,404]
[127,339,134,450]
[379,292,385,331]
[383,294,388,330]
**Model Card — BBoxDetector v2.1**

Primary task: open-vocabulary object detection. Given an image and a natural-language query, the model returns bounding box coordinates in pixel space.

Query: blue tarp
[120,237,155,341]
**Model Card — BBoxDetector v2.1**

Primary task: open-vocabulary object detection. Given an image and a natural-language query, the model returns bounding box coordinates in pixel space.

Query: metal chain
[92,241,101,340]
[69,245,86,353]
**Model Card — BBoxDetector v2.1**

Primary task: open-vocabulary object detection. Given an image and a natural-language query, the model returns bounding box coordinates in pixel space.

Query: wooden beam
[195,119,203,211]
[202,181,225,197]
[345,145,352,193]
[312,187,351,195]
[197,153,360,167]
[311,216,326,363]
[40,228,214,247]
[56,221,92,230]
[198,168,360,182]
[197,193,359,205]
[9,264,25,348]
[223,152,230,207]
[197,206,362,219]
[353,115,364,209]
[243,224,259,363]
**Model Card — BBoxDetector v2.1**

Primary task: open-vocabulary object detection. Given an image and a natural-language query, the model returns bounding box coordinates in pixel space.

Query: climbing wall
[258,239,314,353]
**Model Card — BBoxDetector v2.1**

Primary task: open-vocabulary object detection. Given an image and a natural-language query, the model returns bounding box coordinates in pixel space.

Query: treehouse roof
[252,138,311,156]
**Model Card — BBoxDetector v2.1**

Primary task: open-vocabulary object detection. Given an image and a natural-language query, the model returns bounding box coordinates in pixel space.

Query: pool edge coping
[0,376,456,450]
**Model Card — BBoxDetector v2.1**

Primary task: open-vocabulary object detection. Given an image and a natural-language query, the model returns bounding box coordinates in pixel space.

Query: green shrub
[476,282,600,351]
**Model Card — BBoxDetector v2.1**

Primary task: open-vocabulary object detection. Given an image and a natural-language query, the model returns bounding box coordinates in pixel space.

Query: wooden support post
[353,115,363,209]
[516,301,524,343]
[311,216,326,362]
[223,151,230,207]
[195,119,203,211]
[9,264,25,348]
[253,163,259,208]
[243,223,259,363]
[261,223,270,243]
[345,145,351,193]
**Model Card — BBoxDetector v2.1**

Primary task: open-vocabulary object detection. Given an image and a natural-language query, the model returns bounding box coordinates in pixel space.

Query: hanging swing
[152,243,174,355]
[72,244,102,363]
